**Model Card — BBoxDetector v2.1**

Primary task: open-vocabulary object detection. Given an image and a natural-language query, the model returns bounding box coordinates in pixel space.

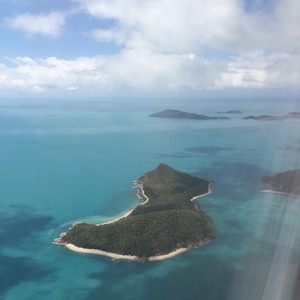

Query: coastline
[64,243,190,262]
[191,183,212,201]
[65,243,139,261]
[134,180,150,204]
[63,240,212,262]
[98,209,134,226]
[54,181,213,262]
[89,181,149,227]
[261,189,300,199]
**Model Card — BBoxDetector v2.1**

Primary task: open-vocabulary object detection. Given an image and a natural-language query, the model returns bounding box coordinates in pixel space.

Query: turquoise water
[0,98,300,300]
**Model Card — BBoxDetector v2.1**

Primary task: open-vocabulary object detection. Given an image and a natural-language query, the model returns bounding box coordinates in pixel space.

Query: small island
[149,109,229,120]
[244,112,300,121]
[54,164,215,262]
[262,170,300,197]
[217,110,242,114]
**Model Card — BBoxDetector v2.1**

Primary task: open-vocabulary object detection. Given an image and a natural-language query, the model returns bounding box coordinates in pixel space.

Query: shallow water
[0,97,300,300]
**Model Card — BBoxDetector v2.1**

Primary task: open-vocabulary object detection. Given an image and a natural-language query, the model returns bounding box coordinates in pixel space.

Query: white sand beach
[261,189,300,198]
[65,243,139,261]
[191,183,212,201]
[55,181,213,262]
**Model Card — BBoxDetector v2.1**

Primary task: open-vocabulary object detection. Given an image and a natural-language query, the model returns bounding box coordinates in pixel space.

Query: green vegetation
[262,170,300,196]
[60,164,215,259]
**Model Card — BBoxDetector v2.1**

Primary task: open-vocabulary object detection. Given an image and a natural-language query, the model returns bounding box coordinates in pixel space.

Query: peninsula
[244,112,300,121]
[262,169,300,197]
[54,164,215,262]
[149,109,229,120]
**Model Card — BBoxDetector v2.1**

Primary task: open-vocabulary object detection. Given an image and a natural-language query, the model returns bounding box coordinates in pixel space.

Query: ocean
[0,97,300,300]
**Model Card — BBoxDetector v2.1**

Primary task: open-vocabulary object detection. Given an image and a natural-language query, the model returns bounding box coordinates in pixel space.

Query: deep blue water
[0,97,300,300]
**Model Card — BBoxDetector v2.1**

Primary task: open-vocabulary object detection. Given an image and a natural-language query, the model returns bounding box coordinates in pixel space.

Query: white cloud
[73,0,300,55]
[7,12,66,37]
[91,27,126,44]
[216,52,300,89]
[1,49,299,94]
[76,0,250,53]
[1,0,299,94]
[0,56,107,92]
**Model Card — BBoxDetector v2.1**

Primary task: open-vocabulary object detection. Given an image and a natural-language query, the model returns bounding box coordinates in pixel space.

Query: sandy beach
[55,181,213,262]
[98,209,134,226]
[148,248,188,261]
[64,243,192,262]
[97,181,149,226]
[191,183,212,201]
[65,243,139,261]
[134,180,150,204]
[261,189,300,199]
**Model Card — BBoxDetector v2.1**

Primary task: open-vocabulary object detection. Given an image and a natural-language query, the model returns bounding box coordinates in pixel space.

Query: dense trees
[61,164,215,258]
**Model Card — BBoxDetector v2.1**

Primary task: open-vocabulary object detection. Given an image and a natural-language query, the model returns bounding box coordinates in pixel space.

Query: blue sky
[0,0,299,97]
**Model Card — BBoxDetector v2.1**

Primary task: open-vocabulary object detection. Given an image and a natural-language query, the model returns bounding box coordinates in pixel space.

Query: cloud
[216,52,300,89]
[1,49,299,94]
[7,12,66,37]
[0,56,106,92]
[75,0,249,53]
[75,0,300,54]
[91,27,126,44]
[1,0,299,94]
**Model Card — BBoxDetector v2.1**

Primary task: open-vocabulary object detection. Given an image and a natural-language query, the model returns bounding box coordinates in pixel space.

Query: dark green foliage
[62,209,214,257]
[139,163,209,205]
[62,164,215,258]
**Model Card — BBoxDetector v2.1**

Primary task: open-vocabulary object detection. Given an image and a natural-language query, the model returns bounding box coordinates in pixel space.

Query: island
[244,112,300,121]
[262,170,300,197]
[54,164,215,262]
[217,110,242,114]
[149,109,229,120]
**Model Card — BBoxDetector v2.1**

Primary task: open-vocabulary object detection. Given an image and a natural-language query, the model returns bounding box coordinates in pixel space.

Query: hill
[56,164,215,261]
[262,170,300,197]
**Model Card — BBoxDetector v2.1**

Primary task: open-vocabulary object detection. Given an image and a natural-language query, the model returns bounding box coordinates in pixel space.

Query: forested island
[149,109,229,120]
[262,170,300,197]
[55,164,215,261]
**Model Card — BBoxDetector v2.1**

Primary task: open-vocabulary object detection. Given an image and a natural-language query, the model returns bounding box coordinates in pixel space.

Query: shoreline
[54,181,213,262]
[63,243,190,262]
[191,183,212,202]
[98,209,134,226]
[97,181,149,226]
[134,180,150,204]
[62,239,212,262]
[261,189,300,199]
[65,243,139,261]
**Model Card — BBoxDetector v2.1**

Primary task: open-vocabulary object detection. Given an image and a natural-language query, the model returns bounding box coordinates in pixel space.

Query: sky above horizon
[0,0,300,98]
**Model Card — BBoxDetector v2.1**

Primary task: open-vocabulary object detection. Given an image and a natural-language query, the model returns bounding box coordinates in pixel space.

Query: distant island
[244,112,300,121]
[262,170,300,197]
[54,164,215,262]
[217,110,242,114]
[149,109,230,120]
